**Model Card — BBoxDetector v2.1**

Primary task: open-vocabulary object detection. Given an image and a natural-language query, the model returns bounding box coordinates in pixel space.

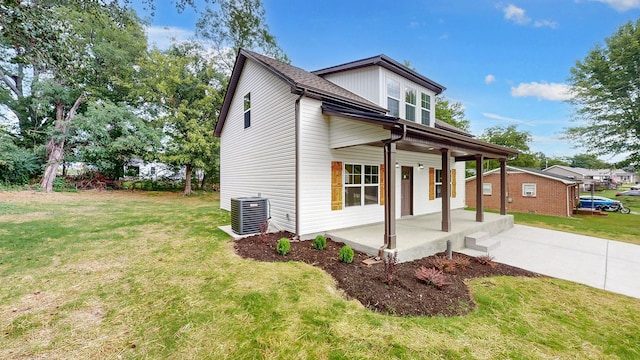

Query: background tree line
[0,0,284,194]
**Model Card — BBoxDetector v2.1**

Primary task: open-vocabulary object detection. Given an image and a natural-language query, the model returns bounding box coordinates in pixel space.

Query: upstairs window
[405,86,416,121]
[387,79,400,117]
[421,93,431,126]
[243,93,251,128]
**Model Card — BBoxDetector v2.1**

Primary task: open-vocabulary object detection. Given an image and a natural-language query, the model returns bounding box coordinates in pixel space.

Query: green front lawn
[1,191,640,359]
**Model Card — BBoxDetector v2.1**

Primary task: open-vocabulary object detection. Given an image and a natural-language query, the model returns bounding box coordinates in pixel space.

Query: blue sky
[144,0,640,161]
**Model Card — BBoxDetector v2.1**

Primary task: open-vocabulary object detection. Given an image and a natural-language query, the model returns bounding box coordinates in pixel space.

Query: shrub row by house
[274,235,354,264]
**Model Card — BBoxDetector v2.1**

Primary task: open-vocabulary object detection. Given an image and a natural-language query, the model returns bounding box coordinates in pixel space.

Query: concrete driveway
[461,224,640,299]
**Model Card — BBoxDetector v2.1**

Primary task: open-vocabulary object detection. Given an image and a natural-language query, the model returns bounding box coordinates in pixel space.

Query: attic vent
[231,197,268,235]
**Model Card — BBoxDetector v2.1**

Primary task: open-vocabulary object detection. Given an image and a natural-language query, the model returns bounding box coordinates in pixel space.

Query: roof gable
[215,49,387,137]
[312,54,446,94]
[467,165,581,185]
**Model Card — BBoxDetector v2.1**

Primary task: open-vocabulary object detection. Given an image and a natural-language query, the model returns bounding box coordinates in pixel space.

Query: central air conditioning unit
[231,197,269,235]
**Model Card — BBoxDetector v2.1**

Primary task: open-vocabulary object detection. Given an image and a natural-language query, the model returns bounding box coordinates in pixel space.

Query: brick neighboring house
[466,166,582,217]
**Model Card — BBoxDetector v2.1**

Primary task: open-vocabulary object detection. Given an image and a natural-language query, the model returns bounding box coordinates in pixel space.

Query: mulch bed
[234,231,541,317]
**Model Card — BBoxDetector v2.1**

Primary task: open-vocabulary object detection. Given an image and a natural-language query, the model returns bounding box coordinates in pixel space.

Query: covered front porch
[327,209,513,263]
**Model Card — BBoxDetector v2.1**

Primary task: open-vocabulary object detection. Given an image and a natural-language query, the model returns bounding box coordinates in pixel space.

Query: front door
[401,166,413,216]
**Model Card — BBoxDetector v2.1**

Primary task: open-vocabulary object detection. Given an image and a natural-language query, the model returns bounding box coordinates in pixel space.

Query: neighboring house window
[243,93,251,128]
[522,183,537,197]
[483,183,492,195]
[421,93,431,126]
[405,86,416,121]
[344,164,379,206]
[387,79,400,117]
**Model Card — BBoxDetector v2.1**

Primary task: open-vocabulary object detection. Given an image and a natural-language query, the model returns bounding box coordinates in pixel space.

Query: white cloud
[502,4,558,28]
[483,112,536,126]
[510,82,574,101]
[503,4,530,25]
[588,0,640,11]
[485,74,496,84]
[534,19,559,29]
[145,26,195,49]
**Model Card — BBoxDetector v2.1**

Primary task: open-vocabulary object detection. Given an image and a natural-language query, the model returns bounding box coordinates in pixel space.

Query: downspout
[378,123,407,258]
[294,89,306,240]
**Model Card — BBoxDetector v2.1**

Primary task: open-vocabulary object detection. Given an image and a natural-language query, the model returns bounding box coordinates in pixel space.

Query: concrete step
[465,231,500,252]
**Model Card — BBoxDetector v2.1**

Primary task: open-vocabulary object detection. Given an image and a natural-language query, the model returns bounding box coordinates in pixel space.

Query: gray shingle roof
[243,50,386,113]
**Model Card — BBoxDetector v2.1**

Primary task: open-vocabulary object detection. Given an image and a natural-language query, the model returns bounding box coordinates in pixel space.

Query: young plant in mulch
[384,250,398,284]
[415,266,451,289]
[258,220,269,244]
[476,254,496,268]
[338,245,354,264]
[452,254,471,270]
[276,237,291,256]
[429,255,457,273]
[312,235,327,250]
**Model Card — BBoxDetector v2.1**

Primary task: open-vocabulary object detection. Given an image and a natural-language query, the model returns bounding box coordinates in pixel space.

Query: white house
[214,49,517,251]
[544,165,638,190]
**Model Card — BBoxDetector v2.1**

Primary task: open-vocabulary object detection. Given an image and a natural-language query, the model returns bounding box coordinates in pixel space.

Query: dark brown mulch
[234,231,540,317]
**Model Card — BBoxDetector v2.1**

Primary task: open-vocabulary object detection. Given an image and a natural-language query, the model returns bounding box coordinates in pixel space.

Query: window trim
[387,78,400,117]
[420,93,431,126]
[522,183,537,197]
[405,86,416,122]
[243,92,251,129]
[344,163,379,207]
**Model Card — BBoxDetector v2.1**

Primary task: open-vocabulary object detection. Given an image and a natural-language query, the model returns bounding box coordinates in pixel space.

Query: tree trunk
[183,163,193,195]
[200,171,207,190]
[40,95,83,193]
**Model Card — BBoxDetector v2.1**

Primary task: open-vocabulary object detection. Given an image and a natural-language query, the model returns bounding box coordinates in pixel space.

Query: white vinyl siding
[320,66,382,105]
[219,59,297,232]
[329,117,389,148]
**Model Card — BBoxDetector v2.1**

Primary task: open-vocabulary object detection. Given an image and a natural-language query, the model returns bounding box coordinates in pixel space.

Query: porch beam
[441,148,451,232]
[475,155,484,222]
[500,158,507,215]
[384,142,397,249]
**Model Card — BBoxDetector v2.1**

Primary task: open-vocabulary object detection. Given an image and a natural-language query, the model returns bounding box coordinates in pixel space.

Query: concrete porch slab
[326,209,513,263]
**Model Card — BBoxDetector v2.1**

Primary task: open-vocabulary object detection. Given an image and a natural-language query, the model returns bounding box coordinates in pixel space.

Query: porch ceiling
[322,103,519,160]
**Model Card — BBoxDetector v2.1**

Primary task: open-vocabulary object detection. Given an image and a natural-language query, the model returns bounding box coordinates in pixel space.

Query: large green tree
[70,101,161,180]
[0,1,147,191]
[134,42,224,195]
[196,0,289,72]
[479,125,536,169]
[435,96,470,132]
[566,19,640,165]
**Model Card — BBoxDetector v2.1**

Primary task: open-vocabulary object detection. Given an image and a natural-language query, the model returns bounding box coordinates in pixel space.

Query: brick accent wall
[466,172,578,217]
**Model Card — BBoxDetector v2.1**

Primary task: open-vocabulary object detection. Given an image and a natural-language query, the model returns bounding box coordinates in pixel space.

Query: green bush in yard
[338,245,354,264]
[276,237,290,256]
[312,235,327,250]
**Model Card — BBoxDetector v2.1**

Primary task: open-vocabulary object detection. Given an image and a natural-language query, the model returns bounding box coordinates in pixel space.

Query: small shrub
[429,255,456,273]
[476,254,496,267]
[338,245,354,264]
[415,266,450,289]
[276,237,290,256]
[312,235,327,250]
[452,255,471,270]
[384,250,398,284]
